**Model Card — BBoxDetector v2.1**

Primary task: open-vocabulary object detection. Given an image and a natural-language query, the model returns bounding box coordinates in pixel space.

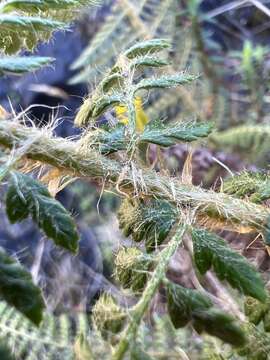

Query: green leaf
[92,94,123,118]
[0,0,99,13]
[94,125,127,155]
[0,14,64,31]
[124,39,171,59]
[191,228,267,302]
[6,172,79,253]
[0,340,14,360]
[167,281,212,328]
[140,120,213,147]
[129,56,170,70]
[133,74,198,94]
[167,282,246,347]
[192,308,246,347]
[0,15,65,54]
[117,199,177,252]
[0,248,44,325]
[100,73,124,93]
[0,56,53,76]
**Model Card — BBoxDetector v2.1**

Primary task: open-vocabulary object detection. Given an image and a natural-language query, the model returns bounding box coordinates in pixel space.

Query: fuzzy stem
[112,224,186,360]
[0,120,269,231]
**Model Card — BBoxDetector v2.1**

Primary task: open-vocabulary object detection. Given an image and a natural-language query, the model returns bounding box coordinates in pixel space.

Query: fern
[0,301,91,360]
[209,125,270,164]
[70,0,177,84]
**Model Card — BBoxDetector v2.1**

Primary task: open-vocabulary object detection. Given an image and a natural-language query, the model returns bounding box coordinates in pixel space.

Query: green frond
[85,119,212,155]
[124,38,171,59]
[0,0,100,75]
[70,0,177,84]
[209,125,270,164]
[134,74,198,93]
[0,56,53,75]
[140,119,213,147]
[0,302,91,360]
[191,228,267,302]
[129,56,170,70]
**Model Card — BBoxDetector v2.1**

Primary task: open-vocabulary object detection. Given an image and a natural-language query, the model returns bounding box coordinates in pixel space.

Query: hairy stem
[0,120,269,231]
[112,224,187,360]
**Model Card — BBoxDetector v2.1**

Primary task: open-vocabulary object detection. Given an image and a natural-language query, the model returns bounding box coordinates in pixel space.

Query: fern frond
[0,301,90,360]
[74,39,198,129]
[209,125,270,164]
[70,0,177,84]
